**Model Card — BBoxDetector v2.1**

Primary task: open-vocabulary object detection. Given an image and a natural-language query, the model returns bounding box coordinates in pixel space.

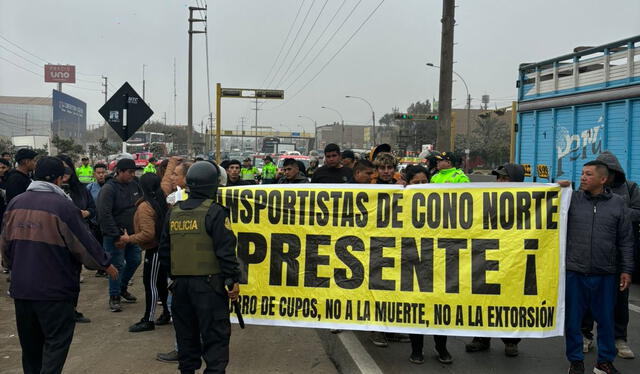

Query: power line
[283,0,364,92]
[0,43,43,68]
[271,0,385,109]
[0,34,50,64]
[259,1,306,89]
[266,0,313,89]
[279,0,348,89]
[273,0,329,89]
[0,55,42,77]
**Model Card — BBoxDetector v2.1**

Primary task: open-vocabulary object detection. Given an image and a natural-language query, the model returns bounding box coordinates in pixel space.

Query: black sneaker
[504,343,519,357]
[156,350,179,363]
[109,295,122,312]
[466,337,490,352]
[409,352,424,364]
[369,331,388,347]
[593,362,620,374]
[120,290,137,303]
[74,311,91,323]
[129,319,155,333]
[155,312,172,326]
[436,348,453,364]
[568,361,584,374]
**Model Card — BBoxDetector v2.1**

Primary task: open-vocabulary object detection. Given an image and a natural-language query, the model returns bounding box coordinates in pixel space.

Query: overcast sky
[1,0,639,134]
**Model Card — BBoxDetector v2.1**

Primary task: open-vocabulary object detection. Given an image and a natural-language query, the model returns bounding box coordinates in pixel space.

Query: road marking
[630,303,640,314]
[338,331,384,374]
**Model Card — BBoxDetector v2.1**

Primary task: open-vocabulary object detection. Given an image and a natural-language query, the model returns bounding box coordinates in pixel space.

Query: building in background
[317,123,368,150]
[0,96,52,138]
[0,90,86,144]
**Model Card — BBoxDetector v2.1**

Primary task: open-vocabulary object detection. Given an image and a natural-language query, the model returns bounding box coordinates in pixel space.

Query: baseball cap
[244,157,252,162]
[15,148,38,163]
[435,152,454,162]
[492,163,525,182]
[116,158,136,171]
[34,156,65,182]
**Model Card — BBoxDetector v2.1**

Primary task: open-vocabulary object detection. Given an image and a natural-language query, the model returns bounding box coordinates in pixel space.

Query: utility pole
[252,98,261,152]
[173,58,177,126]
[436,0,455,151]
[102,76,108,139]
[240,117,246,152]
[187,6,206,157]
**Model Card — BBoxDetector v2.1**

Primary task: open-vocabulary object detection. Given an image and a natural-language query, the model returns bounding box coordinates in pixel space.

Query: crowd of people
[0,143,637,374]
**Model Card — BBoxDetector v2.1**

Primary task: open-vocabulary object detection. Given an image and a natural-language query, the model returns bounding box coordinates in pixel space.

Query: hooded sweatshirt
[596,151,640,227]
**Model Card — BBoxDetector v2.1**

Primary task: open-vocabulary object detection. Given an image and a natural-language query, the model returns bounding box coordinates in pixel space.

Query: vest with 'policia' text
[169,199,220,276]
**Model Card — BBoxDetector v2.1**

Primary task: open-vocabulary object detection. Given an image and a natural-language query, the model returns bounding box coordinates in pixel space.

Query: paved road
[0,269,337,374]
[348,286,640,373]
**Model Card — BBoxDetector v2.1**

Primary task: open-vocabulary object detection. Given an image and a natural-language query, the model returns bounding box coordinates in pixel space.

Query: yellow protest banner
[219,183,570,338]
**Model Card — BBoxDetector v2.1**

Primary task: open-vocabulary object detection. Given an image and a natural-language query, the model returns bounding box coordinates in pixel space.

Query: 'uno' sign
[44,65,76,83]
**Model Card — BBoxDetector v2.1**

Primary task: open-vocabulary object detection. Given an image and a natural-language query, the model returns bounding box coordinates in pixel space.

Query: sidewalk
[0,270,337,374]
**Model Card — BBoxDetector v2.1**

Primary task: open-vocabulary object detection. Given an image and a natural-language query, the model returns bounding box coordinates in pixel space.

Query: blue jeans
[104,236,142,297]
[565,271,617,363]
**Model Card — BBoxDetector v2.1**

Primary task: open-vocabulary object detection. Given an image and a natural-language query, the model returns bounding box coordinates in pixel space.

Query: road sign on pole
[98,82,153,142]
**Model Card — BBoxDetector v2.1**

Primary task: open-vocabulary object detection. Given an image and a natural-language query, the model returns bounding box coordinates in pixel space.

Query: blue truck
[516,35,640,185]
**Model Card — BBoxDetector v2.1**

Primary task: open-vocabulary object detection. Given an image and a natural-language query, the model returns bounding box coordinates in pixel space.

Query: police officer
[158,161,240,374]
[76,156,95,184]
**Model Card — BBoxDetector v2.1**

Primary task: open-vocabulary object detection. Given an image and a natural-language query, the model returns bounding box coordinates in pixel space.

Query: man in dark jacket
[564,160,634,374]
[278,158,308,183]
[578,151,640,359]
[311,143,352,183]
[0,157,117,374]
[4,148,37,203]
[97,158,143,312]
[224,159,253,187]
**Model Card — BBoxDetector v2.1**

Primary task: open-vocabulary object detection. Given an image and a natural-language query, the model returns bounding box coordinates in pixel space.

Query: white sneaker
[583,337,593,353]
[615,339,635,359]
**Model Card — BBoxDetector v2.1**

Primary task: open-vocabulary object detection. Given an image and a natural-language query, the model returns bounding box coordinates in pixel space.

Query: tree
[51,135,84,159]
[0,138,14,155]
[406,100,432,114]
[469,116,510,168]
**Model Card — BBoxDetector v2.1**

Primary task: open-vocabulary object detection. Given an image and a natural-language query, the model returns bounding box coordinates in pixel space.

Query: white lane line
[338,331,384,374]
[629,303,640,314]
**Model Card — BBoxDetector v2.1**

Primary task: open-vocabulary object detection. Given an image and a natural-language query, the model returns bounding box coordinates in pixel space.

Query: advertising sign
[52,90,86,138]
[44,65,76,83]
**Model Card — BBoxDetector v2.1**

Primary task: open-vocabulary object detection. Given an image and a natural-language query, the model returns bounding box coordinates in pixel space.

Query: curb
[316,329,383,374]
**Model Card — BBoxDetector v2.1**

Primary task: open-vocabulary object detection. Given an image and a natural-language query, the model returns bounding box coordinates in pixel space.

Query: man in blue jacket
[0,157,117,374]
[564,160,634,374]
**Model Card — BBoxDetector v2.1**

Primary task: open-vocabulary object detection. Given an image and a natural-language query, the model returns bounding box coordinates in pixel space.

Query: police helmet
[186,161,219,198]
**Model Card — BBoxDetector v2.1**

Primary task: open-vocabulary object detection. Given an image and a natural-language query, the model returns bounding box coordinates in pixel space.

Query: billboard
[52,90,86,138]
[44,65,76,83]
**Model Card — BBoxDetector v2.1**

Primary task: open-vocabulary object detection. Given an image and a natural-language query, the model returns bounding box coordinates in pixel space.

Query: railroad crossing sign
[99,82,153,141]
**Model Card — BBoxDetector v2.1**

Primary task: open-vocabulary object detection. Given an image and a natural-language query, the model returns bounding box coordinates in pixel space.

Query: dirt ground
[0,268,337,374]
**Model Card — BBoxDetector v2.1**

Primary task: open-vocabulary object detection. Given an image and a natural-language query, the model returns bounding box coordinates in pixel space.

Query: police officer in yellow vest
[76,157,95,184]
[158,161,240,374]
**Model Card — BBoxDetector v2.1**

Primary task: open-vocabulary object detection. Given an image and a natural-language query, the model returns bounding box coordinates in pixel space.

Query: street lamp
[426,62,471,171]
[298,115,317,152]
[345,95,376,147]
[320,106,345,149]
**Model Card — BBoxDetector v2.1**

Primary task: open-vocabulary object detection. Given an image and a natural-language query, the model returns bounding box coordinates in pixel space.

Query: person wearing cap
[0,156,117,374]
[158,161,240,373]
[341,150,356,170]
[76,157,95,184]
[97,158,143,312]
[143,157,157,175]
[240,157,258,184]
[430,152,470,184]
[311,143,353,183]
[5,148,37,203]
[465,163,525,358]
[261,155,277,184]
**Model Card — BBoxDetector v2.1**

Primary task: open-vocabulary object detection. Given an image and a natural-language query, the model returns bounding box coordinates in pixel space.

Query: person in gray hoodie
[579,151,640,359]
[277,158,308,184]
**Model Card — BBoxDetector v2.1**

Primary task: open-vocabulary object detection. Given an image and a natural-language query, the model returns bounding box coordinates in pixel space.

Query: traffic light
[393,113,414,120]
